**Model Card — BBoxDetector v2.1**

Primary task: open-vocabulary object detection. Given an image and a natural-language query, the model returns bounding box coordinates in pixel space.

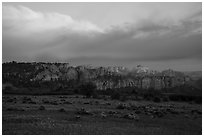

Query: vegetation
[2,95,202,135]
[2,62,202,135]
[2,61,202,104]
[78,82,97,98]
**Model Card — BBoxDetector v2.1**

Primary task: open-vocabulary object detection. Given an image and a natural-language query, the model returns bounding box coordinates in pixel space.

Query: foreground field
[2,95,202,135]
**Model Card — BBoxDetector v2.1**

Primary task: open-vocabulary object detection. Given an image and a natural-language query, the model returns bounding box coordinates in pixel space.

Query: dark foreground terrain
[2,95,202,135]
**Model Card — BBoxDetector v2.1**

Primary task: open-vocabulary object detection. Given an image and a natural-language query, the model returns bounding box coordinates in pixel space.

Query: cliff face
[3,62,188,90]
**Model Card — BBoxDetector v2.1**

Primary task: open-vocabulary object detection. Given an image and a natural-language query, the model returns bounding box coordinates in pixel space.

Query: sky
[2,2,202,71]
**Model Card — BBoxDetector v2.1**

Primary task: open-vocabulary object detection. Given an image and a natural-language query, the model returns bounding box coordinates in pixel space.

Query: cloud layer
[2,3,202,71]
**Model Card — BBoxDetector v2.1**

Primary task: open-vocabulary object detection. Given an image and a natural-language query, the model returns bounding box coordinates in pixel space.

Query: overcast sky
[2,2,202,71]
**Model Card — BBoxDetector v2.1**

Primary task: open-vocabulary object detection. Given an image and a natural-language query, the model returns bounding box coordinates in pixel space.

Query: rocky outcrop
[2,62,188,90]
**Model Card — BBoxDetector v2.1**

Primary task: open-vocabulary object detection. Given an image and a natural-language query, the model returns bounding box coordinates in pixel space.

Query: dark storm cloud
[2,3,202,71]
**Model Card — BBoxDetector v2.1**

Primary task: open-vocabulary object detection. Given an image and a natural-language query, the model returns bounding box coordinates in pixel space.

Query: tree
[79,82,96,98]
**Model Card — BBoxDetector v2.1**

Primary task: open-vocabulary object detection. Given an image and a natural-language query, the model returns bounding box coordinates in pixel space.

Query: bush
[194,97,202,104]
[92,91,100,99]
[111,92,120,100]
[116,103,129,109]
[59,108,66,112]
[162,97,169,102]
[39,105,45,110]
[79,82,96,98]
[74,89,79,94]
[131,89,138,95]
[153,96,161,103]
[7,107,25,111]
[141,88,162,101]
[168,94,202,103]
[119,95,128,102]
[169,94,180,101]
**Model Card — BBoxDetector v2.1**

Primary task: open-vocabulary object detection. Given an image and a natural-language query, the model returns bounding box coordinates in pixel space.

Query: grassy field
[2,95,202,135]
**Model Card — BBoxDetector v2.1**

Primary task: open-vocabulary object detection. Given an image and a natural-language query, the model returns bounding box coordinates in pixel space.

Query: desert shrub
[162,97,169,102]
[141,88,162,101]
[119,95,128,102]
[7,107,24,111]
[169,94,184,101]
[111,92,120,100]
[194,96,202,104]
[116,103,129,109]
[153,96,161,103]
[143,95,152,101]
[76,108,92,115]
[59,108,66,112]
[74,89,79,94]
[131,89,138,95]
[168,94,201,103]
[49,101,58,105]
[28,101,36,104]
[169,94,187,102]
[7,98,14,102]
[79,82,96,98]
[63,101,72,104]
[168,94,178,101]
[4,86,13,91]
[39,105,45,110]
[91,90,100,99]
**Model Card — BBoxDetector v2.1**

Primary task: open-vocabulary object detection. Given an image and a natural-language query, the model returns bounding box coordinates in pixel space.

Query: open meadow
[2,94,202,135]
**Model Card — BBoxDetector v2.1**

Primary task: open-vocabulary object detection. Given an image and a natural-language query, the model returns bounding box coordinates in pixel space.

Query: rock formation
[2,62,189,90]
